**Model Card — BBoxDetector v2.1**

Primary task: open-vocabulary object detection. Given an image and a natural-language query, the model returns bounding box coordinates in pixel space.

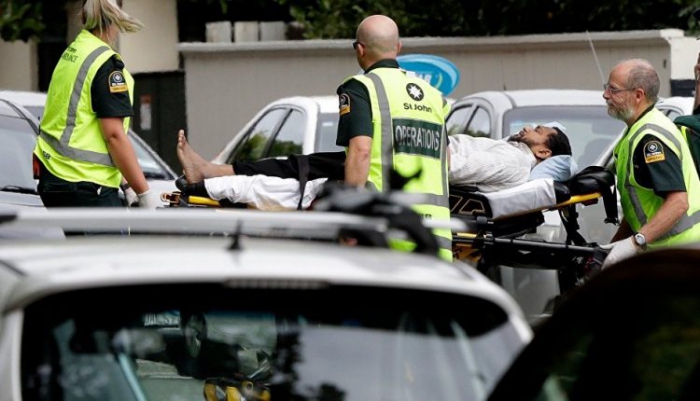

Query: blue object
[529,155,579,182]
[397,54,460,96]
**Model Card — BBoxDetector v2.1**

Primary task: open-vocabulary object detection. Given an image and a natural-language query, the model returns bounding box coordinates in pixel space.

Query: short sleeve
[91,55,134,119]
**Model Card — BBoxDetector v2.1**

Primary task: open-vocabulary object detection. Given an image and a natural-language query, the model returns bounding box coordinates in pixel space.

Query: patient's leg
[177,130,234,183]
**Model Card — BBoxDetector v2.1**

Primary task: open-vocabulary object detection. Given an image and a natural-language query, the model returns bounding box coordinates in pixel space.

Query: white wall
[121,0,179,72]
[0,40,36,90]
[180,29,700,159]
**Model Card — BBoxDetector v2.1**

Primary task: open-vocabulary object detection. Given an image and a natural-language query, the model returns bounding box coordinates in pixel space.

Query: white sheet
[480,178,557,219]
[205,175,327,210]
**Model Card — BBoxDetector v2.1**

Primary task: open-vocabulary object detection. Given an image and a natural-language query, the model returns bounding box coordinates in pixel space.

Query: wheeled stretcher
[161,167,616,294]
[450,166,617,294]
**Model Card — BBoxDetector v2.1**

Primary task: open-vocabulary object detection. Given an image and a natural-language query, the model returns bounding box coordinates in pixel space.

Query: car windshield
[503,106,626,168]
[314,112,344,153]
[0,116,39,190]
[22,284,523,401]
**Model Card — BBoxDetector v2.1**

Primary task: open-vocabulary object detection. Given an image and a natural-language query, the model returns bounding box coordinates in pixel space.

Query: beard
[607,102,634,121]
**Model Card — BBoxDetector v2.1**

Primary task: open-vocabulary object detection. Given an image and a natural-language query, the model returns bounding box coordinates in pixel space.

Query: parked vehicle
[0,190,532,401]
[0,90,178,205]
[489,245,700,400]
[212,96,342,165]
[0,98,43,208]
[445,91,694,323]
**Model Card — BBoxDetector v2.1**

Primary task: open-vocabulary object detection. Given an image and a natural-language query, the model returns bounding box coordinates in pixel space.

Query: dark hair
[546,127,572,156]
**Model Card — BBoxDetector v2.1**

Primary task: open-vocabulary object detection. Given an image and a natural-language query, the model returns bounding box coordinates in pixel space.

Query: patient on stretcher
[173,122,575,211]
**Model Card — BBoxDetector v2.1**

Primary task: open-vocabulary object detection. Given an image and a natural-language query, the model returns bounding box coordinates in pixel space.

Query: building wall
[0,40,37,90]
[121,0,179,72]
[0,0,178,93]
[180,29,700,159]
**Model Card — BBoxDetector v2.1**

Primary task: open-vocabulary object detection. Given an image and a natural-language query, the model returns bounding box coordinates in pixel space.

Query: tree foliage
[1,0,700,42]
[0,0,44,42]
[274,0,700,39]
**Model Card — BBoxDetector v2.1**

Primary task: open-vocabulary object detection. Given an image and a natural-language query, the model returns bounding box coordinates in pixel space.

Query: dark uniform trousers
[38,161,122,208]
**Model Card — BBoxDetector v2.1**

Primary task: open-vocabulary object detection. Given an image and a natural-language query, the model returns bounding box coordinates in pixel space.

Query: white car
[0,90,178,205]
[446,89,627,170]
[212,96,343,165]
[444,89,628,320]
[0,197,532,401]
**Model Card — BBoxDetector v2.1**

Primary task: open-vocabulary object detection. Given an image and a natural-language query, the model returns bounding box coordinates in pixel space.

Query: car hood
[0,192,43,208]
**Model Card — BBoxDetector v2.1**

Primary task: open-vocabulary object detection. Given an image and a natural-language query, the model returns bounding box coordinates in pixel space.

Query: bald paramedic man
[33,0,160,209]
[337,15,452,261]
[601,58,700,268]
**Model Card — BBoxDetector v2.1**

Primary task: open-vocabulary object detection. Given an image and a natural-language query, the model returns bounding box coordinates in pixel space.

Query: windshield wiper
[0,185,39,195]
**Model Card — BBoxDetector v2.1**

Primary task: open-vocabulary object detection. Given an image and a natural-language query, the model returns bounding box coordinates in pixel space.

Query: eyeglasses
[603,83,635,94]
[352,40,363,50]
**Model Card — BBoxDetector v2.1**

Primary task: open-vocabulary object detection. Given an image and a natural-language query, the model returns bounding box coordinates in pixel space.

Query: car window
[503,106,625,169]
[446,104,474,136]
[267,109,304,157]
[0,127,37,189]
[22,284,524,401]
[314,112,343,153]
[228,108,288,163]
[466,107,491,138]
[662,107,684,121]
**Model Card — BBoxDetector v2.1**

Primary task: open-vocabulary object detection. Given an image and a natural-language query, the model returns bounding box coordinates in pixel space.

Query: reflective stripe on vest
[622,122,700,241]
[39,45,115,167]
[364,73,449,208]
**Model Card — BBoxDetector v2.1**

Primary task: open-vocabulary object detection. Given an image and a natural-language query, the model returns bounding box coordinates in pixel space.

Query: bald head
[612,58,660,103]
[356,15,400,59]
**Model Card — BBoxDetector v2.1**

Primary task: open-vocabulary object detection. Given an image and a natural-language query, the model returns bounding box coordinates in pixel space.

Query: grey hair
[625,59,660,103]
[83,0,144,34]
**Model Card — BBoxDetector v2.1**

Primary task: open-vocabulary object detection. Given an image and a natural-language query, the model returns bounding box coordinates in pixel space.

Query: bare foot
[176,130,210,183]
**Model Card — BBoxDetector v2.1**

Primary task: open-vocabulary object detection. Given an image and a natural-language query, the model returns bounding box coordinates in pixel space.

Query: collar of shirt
[364,59,400,73]
[509,141,538,169]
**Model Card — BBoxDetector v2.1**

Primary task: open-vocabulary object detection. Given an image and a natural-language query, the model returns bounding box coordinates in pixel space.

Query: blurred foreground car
[0,194,532,401]
[489,247,700,400]
[0,90,178,205]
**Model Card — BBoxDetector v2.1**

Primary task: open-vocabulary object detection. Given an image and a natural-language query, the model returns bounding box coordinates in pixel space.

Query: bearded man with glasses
[599,59,700,268]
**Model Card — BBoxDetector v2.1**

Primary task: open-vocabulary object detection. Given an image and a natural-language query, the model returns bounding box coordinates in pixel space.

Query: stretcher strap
[294,155,310,210]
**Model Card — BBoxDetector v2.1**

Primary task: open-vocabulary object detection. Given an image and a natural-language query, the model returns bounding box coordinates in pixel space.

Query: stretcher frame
[161,169,616,296]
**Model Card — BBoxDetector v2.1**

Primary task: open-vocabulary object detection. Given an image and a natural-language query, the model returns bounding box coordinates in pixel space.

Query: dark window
[228,108,288,163]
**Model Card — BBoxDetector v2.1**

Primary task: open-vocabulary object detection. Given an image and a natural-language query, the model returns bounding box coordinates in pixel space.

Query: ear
[536,148,552,160]
[396,41,402,55]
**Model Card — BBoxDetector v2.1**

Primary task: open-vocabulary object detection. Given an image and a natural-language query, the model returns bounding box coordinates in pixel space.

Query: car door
[225,107,291,164]
[446,98,495,139]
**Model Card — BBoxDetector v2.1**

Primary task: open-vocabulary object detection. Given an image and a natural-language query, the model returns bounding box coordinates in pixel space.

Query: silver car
[0,90,178,205]
[212,96,343,165]
[0,203,532,401]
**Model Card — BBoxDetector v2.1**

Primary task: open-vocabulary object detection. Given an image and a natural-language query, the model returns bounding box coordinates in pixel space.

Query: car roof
[0,236,527,329]
[268,95,338,114]
[0,208,527,328]
[0,90,47,107]
[657,96,694,112]
[455,89,607,108]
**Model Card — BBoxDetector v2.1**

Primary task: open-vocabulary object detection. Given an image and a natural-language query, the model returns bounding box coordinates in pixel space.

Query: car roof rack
[0,207,453,234]
[0,184,465,257]
[0,208,464,255]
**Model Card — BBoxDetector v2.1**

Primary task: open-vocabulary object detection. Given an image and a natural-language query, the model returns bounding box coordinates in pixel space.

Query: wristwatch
[633,232,647,251]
